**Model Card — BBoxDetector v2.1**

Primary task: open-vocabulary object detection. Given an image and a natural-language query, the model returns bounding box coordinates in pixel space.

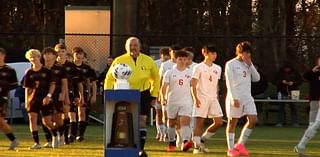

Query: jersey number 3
[243,71,247,78]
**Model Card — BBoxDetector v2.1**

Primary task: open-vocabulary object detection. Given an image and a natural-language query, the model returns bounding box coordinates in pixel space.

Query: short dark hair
[0,48,6,55]
[236,41,252,55]
[159,47,170,56]
[42,47,57,56]
[170,44,182,51]
[174,50,189,58]
[182,47,196,54]
[72,47,85,54]
[54,43,66,50]
[202,44,216,53]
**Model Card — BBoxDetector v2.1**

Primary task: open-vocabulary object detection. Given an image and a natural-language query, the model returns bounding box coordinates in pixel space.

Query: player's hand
[43,96,51,105]
[232,99,240,108]
[161,98,167,106]
[194,98,201,108]
[312,65,320,72]
[282,80,288,84]
[243,55,252,67]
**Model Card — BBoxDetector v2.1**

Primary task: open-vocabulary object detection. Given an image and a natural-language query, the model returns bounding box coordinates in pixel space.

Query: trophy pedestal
[104,90,140,157]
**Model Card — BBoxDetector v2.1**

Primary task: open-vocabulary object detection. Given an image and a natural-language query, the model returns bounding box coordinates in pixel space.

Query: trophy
[112,63,132,89]
[108,101,135,148]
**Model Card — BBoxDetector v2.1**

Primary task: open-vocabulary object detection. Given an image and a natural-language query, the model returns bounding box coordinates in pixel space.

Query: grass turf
[0,124,319,157]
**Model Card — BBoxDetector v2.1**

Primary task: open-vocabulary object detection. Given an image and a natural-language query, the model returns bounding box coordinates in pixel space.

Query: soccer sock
[167,127,176,142]
[32,131,40,144]
[59,125,65,136]
[51,128,58,137]
[42,124,52,142]
[78,121,87,136]
[70,121,77,137]
[298,121,320,149]
[192,136,201,148]
[180,125,191,141]
[64,119,70,139]
[238,128,253,145]
[159,124,167,136]
[140,128,147,150]
[156,120,160,135]
[201,131,216,141]
[227,132,235,150]
[309,101,318,126]
[6,133,16,141]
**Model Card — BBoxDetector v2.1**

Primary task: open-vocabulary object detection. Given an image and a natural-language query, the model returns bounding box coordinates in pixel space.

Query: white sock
[238,128,252,145]
[167,127,176,142]
[192,136,201,148]
[227,132,235,150]
[309,101,319,126]
[201,131,216,141]
[156,121,160,134]
[176,129,181,147]
[160,124,167,136]
[298,121,320,149]
[180,125,191,141]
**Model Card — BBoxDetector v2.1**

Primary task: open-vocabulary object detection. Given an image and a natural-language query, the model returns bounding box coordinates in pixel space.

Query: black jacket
[275,68,302,96]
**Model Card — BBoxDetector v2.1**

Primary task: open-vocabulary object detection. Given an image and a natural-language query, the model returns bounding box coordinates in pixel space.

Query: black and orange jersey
[0,65,18,96]
[23,67,55,98]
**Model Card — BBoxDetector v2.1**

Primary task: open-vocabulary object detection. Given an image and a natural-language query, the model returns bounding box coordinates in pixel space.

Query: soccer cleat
[167,145,176,152]
[235,143,249,156]
[52,136,58,148]
[139,150,148,157]
[8,139,19,150]
[227,148,240,157]
[193,148,203,154]
[68,135,74,143]
[294,145,308,157]
[181,141,193,152]
[43,142,52,148]
[30,143,42,149]
[76,135,84,142]
[199,143,210,153]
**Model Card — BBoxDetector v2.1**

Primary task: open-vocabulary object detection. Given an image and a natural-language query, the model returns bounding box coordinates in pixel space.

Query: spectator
[97,56,114,94]
[274,64,302,127]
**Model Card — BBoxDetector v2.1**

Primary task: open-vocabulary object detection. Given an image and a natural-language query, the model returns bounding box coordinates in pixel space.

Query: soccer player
[191,45,223,154]
[24,49,58,149]
[41,47,68,147]
[225,41,260,157]
[105,37,160,157]
[55,44,82,144]
[0,48,19,150]
[294,56,320,157]
[153,47,170,140]
[158,45,180,142]
[161,50,193,152]
[72,47,97,142]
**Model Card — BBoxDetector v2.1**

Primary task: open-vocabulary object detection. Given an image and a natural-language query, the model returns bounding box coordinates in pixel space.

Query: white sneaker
[294,145,308,157]
[8,139,19,150]
[43,142,52,148]
[52,136,58,148]
[30,143,41,149]
[193,148,203,154]
[200,143,209,153]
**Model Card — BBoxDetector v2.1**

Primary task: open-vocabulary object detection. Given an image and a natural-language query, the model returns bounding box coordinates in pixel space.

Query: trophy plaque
[108,101,135,148]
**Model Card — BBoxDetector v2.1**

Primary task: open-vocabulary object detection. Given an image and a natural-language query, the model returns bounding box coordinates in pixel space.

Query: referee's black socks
[140,128,147,150]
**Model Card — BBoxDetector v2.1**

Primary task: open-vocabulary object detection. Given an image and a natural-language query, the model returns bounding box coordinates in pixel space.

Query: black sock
[51,128,58,137]
[42,124,52,142]
[78,121,87,137]
[140,129,147,150]
[6,133,16,141]
[70,121,77,137]
[169,141,176,146]
[64,119,70,139]
[32,131,39,144]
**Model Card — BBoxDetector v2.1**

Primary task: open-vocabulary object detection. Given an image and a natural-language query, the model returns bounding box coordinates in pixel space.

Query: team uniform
[159,60,175,78]
[50,63,67,113]
[23,67,55,116]
[192,62,223,118]
[0,65,18,117]
[225,58,260,118]
[163,67,193,119]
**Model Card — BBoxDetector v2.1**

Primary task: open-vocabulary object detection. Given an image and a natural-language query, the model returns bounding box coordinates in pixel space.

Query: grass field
[0,124,319,157]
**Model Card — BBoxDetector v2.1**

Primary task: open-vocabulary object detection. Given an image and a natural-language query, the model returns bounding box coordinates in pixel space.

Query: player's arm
[191,78,200,108]
[90,80,97,105]
[249,65,260,82]
[8,69,19,90]
[160,70,170,105]
[43,81,56,105]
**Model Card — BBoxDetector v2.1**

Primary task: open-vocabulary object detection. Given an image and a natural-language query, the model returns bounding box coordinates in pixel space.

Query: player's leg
[42,114,59,148]
[0,98,19,150]
[225,98,240,156]
[192,117,204,153]
[179,115,192,152]
[309,101,319,126]
[167,118,177,152]
[77,105,87,142]
[139,90,152,157]
[68,104,77,143]
[28,112,41,149]
[42,123,52,148]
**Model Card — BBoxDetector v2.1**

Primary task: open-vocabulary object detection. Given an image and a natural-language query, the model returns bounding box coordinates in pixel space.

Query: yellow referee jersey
[104,52,160,97]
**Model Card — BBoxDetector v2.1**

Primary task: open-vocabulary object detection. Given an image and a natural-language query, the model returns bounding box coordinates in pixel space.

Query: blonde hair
[25,49,41,60]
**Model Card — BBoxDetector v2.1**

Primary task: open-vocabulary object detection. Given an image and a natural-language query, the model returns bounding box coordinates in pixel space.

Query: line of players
[18,44,97,149]
[153,42,260,157]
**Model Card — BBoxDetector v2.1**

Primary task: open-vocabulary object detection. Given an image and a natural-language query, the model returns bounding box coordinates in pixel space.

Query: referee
[105,37,160,157]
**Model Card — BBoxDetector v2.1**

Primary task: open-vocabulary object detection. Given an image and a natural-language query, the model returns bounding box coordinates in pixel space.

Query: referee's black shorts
[140,90,152,116]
